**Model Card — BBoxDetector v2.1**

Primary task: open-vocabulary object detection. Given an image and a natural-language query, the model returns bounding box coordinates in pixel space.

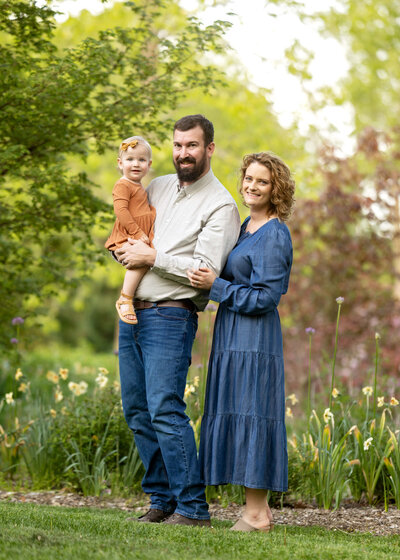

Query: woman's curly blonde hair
[239,152,295,222]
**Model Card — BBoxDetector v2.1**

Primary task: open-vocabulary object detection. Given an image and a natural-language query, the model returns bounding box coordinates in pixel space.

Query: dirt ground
[1,490,399,536]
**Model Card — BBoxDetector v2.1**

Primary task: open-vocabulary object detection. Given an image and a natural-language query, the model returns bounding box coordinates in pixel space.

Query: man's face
[173,126,215,185]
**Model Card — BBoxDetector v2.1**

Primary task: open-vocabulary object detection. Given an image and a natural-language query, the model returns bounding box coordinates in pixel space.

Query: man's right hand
[115,239,156,269]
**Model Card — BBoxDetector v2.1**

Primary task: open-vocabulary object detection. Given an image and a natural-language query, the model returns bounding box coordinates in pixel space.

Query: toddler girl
[105,136,156,324]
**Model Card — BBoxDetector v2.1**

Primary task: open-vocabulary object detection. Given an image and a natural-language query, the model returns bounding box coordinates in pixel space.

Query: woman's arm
[190,228,292,315]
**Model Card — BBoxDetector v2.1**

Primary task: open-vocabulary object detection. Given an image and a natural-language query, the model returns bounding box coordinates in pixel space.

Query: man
[115,114,240,526]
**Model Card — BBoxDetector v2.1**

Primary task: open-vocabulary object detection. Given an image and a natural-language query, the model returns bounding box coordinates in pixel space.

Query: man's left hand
[115,239,156,269]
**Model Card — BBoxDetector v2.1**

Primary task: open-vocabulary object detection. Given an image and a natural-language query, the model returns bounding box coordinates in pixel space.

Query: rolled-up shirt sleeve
[209,228,292,315]
[152,203,241,285]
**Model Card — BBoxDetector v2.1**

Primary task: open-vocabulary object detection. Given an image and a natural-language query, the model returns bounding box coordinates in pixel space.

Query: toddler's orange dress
[105,178,156,250]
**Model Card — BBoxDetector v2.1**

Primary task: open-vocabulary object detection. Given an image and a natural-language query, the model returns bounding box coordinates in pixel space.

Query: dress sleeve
[209,227,292,315]
[113,182,146,239]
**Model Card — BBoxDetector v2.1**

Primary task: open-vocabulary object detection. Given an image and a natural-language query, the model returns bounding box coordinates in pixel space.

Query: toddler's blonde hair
[118,136,152,159]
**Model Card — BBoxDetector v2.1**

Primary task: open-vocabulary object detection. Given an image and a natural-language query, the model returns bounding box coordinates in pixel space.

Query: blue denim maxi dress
[199,217,292,491]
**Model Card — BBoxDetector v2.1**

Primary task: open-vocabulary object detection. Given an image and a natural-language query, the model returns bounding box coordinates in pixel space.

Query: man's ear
[207,142,215,157]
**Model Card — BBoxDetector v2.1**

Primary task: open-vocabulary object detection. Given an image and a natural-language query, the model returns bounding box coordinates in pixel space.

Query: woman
[188,152,295,532]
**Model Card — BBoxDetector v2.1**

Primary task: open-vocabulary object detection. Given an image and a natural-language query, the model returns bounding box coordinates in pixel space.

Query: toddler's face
[118,144,152,183]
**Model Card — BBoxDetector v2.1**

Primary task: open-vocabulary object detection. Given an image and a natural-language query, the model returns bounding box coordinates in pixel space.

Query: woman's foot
[230,517,272,532]
[116,293,138,324]
[237,488,274,532]
[266,504,274,529]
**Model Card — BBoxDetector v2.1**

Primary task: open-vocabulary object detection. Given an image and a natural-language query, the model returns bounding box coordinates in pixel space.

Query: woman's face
[242,162,273,212]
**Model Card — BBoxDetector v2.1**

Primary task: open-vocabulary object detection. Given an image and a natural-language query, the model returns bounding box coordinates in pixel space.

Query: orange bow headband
[120,140,139,151]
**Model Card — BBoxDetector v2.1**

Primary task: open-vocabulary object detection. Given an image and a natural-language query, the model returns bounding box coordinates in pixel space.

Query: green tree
[279,0,400,134]
[314,0,400,133]
[0,0,229,352]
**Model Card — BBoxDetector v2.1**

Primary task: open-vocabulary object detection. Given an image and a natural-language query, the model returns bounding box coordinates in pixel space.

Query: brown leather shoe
[126,509,173,523]
[162,513,211,527]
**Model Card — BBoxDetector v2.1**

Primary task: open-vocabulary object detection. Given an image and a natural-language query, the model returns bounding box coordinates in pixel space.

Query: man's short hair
[173,114,214,146]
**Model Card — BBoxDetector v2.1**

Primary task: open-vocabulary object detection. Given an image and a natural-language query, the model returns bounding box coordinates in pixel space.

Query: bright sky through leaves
[56,0,354,148]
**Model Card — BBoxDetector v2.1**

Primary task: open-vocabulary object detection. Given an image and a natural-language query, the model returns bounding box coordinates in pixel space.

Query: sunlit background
[2,0,399,420]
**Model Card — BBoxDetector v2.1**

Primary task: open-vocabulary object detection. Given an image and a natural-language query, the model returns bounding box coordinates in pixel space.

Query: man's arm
[153,203,240,284]
[115,202,241,284]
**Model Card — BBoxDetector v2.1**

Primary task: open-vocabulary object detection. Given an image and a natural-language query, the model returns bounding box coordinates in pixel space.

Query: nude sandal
[116,292,138,325]
[230,518,273,533]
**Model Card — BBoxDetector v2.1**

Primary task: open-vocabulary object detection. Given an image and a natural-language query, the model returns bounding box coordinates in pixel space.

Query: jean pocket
[154,307,190,321]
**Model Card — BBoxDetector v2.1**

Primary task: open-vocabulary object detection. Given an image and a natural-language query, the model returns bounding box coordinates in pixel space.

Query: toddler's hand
[140,234,150,245]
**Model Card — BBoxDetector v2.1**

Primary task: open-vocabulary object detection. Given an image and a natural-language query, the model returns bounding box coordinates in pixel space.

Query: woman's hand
[187,267,217,290]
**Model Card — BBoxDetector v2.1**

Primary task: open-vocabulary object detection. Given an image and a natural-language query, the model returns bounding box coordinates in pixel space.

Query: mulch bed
[1,490,399,536]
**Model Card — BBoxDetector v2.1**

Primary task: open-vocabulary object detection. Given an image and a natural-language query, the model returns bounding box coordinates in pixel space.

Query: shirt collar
[176,168,215,196]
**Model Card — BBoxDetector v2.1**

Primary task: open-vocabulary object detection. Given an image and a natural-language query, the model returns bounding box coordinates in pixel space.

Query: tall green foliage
[0,0,229,351]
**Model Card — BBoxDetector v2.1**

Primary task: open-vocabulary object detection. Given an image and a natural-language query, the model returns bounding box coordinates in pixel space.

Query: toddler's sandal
[116,293,138,325]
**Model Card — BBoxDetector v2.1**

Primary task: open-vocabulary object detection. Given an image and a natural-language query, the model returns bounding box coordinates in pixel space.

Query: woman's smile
[244,190,261,198]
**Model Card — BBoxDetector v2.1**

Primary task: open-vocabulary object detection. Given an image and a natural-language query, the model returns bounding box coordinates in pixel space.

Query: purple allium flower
[11,317,24,325]
[305,327,316,335]
[336,297,344,304]
[10,338,19,344]
[205,303,217,312]
[113,349,119,355]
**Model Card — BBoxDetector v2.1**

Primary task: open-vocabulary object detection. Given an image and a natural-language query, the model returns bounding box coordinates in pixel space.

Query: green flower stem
[329,301,342,409]
[307,333,313,431]
[383,469,388,513]
[373,335,380,422]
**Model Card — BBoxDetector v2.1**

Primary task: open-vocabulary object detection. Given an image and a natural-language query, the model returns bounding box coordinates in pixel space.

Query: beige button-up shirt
[135,168,241,310]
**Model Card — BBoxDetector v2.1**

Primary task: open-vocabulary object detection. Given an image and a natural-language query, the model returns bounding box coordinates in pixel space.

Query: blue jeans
[118,305,209,520]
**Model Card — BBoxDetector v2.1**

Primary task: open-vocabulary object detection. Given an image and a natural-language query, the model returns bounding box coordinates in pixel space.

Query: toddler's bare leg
[122,267,148,299]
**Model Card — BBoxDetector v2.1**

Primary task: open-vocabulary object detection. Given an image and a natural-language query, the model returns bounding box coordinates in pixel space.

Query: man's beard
[174,152,207,183]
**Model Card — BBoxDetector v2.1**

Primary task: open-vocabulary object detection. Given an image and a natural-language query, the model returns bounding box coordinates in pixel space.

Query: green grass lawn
[0,503,399,560]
